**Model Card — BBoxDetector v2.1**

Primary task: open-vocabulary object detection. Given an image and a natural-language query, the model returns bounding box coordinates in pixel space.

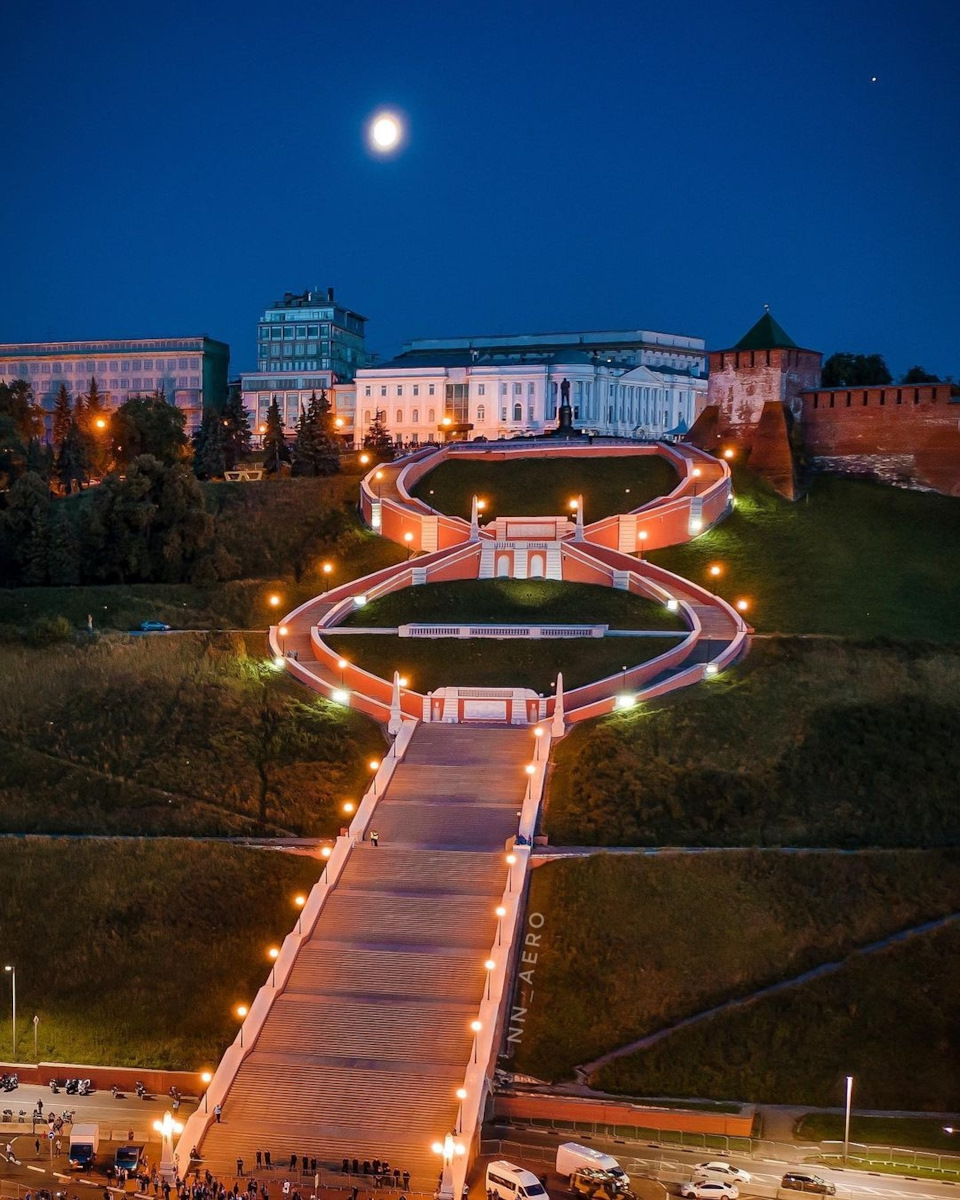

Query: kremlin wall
[690,312,960,498]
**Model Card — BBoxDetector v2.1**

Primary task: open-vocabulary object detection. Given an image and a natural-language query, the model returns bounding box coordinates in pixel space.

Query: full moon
[370,113,402,152]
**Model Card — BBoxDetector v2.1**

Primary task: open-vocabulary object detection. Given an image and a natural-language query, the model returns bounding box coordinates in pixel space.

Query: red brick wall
[708,347,822,438]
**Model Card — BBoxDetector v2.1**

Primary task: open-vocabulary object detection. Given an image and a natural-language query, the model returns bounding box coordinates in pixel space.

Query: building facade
[0,336,229,434]
[241,288,369,433]
[355,329,708,447]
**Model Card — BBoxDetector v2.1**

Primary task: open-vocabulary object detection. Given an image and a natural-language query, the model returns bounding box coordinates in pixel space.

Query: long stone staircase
[198,724,531,1189]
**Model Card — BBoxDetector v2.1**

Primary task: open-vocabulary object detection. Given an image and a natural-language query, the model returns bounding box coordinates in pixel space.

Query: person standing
[236,1158,244,1177]
[256,1151,263,1170]
[370,830,379,847]
[214,1104,222,1123]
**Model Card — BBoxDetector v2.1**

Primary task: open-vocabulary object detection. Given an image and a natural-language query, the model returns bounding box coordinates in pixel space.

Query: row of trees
[821,353,947,388]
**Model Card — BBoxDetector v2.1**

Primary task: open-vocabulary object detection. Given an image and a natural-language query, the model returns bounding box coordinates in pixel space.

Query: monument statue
[557,377,574,433]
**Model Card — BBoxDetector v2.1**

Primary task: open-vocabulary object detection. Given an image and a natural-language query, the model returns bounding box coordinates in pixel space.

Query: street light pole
[4,965,15,1060]
[843,1075,853,1165]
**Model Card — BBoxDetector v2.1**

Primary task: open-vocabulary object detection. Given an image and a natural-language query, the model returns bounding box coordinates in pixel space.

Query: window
[363,409,371,424]
[411,433,419,445]
[413,384,419,396]
[501,407,507,422]
[396,385,403,396]
[445,383,469,424]
[296,326,306,338]
[513,402,522,421]
[412,409,419,423]
[428,408,436,423]
[514,383,522,395]
[380,386,387,396]
[396,409,403,423]
[428,384,435,395]
[364,385,371,396]
[501,383,507,395]
[476,405,485,423]
[528,382,534,394]
[478,384,485,396]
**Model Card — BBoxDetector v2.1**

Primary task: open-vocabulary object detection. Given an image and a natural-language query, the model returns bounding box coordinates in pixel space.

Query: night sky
[4,0,959,377]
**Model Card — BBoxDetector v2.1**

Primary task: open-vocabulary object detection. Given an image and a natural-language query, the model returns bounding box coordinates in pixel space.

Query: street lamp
[235,1004,248,1048]
[736,598,750,613]
[470,1019,482,1063]
[343,801,355,816]
[268,593,281,609]
[404,531,414,558]
[455,1086,467,1133]
[533,726,543,760]
[3,965,14,1060]
[637,529,648,560]
[321,844,332,882]
[505,853,516,892]
[278,625,288,654]
[200,1070,212,1114]
[369,758,380,795]
[691,466,702,496]
[337,658,348,686]
[708,564,722,578]
[268,946,280,988]
[322,561,334,591]
[568,498,578,510]
[484,959,495,1001]
[375,469,384,499]
[294,894,306,935]
[495,905,506,947]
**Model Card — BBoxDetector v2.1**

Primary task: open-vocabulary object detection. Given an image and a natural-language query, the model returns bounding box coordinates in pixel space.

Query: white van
[486,1161,549,1200]
[556,1145,629,1186]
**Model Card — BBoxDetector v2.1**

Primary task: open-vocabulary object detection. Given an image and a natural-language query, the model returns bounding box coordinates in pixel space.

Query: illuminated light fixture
[689,517,703,533]
[294,895,306,908]
[470,1019,482,1033]
[268,594,281,607]
[614,693,636,710]
[375,469,384,480]
[525,764,536,776]
[322,562,333,575]
[335,417,344,428]
[709,565,722,577]
[268,947,279,960]
[431,1143,443,1155]
[404,532,413,543]
[476,499,486,510]
[354,594,368,607]
[456,1087,467,1100]
[723,448,735,460]
[398,675,409,688]
[273,656,285,668]
[484,959,495,971]
[359,453,370,465]
[442,416,452,427]
[343,801,355,814]
[331,688,350,704]
[736,598,750,612]
[95,417,106,430]
[278,625,288,637]
[505,853,516,866]
[666,599,679,612]
[337,658,349,670]
[321,846,332,859]
[235,1004,248,1018]
[638,530,648,541]
[705,663,719,677]
[568,499,579,510]
[369,759,381,771]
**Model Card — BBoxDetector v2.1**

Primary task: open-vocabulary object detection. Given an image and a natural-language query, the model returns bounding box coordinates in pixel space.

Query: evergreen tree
[0,379,44,443]
[222,385,252,469]
[25,438,53,479]
[0,471,50,585]
[192,408,227,480]
[47,506,81,585]
[313,389,342,475]
[57,417,89,494]
[291,392,340,477]
[82,377,111,477]
[363,411,396,461]
[52,384,73,451]
[261,397,290,474]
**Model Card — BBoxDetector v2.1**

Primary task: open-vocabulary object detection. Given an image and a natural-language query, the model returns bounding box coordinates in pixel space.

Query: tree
[0,471,50,585]
[192,408,227,480]
[261,397,290,475]
[221,385,252,470]
[56,416,89,494]
[362,410,395,461]
[111,392,188,467]
[291,391,341,477]
[821,353,893,388]
[52,384,73,451]
[900,366,940,384]
[0,379,44,443]
[82,377,111,478]
[47,506,81,586]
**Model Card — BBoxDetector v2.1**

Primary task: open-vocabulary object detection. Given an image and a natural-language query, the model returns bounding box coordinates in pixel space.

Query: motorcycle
[0,1073,18,1092]
[49,1080,60,1094]
[135,1082,147,1099]
[77,1079,91,1096]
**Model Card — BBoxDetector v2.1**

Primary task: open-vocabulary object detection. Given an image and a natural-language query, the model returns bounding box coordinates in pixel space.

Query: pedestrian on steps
[256,1151,262,1170]
[236,1159,244,1177]
[370,830,379,847]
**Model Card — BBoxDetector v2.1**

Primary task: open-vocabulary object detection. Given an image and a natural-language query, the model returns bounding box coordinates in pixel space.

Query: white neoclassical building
[354,330,708,447]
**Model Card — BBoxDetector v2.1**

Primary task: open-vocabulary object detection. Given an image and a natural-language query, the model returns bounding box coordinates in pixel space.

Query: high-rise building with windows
[241,288,369,435]
[0,336,230,434]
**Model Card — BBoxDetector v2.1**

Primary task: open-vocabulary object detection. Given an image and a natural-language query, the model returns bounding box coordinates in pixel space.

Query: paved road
[481,1126,956,1200]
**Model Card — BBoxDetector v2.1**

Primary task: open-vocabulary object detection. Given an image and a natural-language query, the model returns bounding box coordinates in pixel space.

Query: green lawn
[648,468,960,640]
[410,454,679,521]
[0,839,321,1069]
[332,580,687,690]
[509,851,960,1098]
[545,638,960,848]
[0,634,384,836]
[595,919,960,1112]
[798,1112,960,1153]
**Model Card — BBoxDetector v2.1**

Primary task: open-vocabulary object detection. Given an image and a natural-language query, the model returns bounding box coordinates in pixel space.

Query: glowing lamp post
[294,894,306,935]
[337,658,348,686]
[235,1004,248,1048]
[404,531,414,558]
[154,1110,183,1182]
[321,844,332,882]
[433,1132,466,1200]
[3,965,14,1060]
[359,453,370,466]
[495,905,506,947]
[506,853,517,892]
[268,946,280,988]
[278,625,288,654]
[736,598,750,613]
[375,469,384,499]
[470,1019,482,1064]
[322,561,334,591]
[343,801,355,816]
[484,959,496,1001]
[268,593,281,610]
[200,1070,213,1113]
[455,1086,467,1133]
[533,726,544,760]
[637,529,649,560]
[369,758,381,795]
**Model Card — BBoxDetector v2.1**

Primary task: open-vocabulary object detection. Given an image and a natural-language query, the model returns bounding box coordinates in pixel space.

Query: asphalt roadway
[479,1125,956,1200]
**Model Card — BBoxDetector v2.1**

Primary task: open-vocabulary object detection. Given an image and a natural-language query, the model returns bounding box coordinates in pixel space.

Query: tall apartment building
[240,288,369,434]
[0,336,230,433]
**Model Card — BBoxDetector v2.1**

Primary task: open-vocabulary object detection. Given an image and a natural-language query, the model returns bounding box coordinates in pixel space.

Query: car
[679,1183,739,1200]
[139,620,171,632]
[694,1164,752,1185]
[780,1173,836,1195]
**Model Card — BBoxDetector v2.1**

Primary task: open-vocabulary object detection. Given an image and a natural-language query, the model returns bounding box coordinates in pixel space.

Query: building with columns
[355,329,708,447]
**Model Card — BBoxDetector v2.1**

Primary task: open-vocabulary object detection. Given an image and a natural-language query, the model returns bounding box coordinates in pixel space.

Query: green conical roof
[733,311,798,351]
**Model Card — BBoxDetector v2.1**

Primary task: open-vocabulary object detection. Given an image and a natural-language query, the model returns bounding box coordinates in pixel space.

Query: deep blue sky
[4,0,959,378]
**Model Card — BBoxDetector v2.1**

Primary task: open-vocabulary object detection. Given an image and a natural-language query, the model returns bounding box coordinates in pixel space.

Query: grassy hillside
[410,454,679,522]
[510,851,960,1090]
[0,839,321,1069]
[0,634,384,836]
[546,638,960,848]
[649,468,960,640]
[595,918,960,1112]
